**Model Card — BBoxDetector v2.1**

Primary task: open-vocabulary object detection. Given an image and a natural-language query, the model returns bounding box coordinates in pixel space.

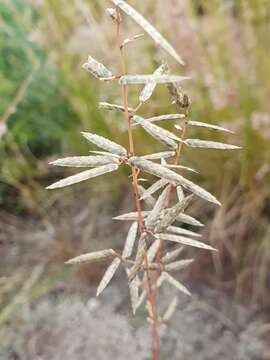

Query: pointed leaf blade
[188,121,234,134]
[122,222,138,258]
[129,157,221,205]
[49,155,118,168]
[112,0,184,65]
[81,132,127,156]
[163,272,191,296]
[185,139,241,150]
[134,115,178,148]
[97,258,121,296]
[158,233,217,251]
[65,249,115,265]
[46,164,118,190]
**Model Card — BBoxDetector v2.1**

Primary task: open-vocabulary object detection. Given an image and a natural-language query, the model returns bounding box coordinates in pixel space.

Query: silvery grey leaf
[138,185,155,207]
[139,63,168,103]
[163,164,198,173]
[162,272,191,296]
[157,195,193,231]
[65,249,115,265]
[165,259,194,272]
[99,102,134,113]
[163,296,179,322]
[167,226,202,238]
[122,222,138,258]
[128,232,148,282]
[177,213,204,227]
[96,258,121,296]
[49,155,118,168]
[133,116,179,148]
[113,211,149,221]
[128,157,221,205]
[158,233,217,251]
[112,0,184,65]
[184,139,241,150]
[146,186,170,230]
[120,75,190,85]
[90,150,121,158]
[188,121,234,134]
[81,132,127,156]
[161,247,184,264]
[147,239,161,263]
[141,151,175,160]
[82,56,113,80]
[148,114,185,123]
[46,164,118,190]
[140,179,169,200]
[177,185,184,202]
[127,272,139,315]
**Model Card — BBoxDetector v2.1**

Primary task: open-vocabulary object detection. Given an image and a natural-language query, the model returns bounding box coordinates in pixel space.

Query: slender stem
[115,9,159,360]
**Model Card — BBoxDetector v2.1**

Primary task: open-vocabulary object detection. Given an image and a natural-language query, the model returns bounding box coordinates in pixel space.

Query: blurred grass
[0,0,270,312]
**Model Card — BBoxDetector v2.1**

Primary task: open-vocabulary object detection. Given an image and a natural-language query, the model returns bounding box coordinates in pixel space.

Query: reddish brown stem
[115,9,159,360]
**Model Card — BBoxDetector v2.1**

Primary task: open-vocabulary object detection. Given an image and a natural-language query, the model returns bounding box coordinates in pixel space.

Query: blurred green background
[0,0,270,356]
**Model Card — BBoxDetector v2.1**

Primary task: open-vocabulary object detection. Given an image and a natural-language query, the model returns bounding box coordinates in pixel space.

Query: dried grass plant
[46,1,240,359]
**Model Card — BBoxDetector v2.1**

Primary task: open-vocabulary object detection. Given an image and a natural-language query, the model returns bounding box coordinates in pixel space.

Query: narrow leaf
[128,233,148,282]
[127,272,139,315]
[146,186,170,230]
[165,259,194,272]
[138,185,155,207]
[188,121,234,134]
[140,179,169,200]
[177,185,184,202]
[46,164,118,190]
[157,195,193,231]
[167,226,202,238]
[120,75,190,85]
[163,296,179,322]
[90,150,121,158]
[128,157,221,205]
[49,155,118,168]
[147,239,161,263]
[162,247,184,264]
[177,213,204,227]
[99,101,134,113]
[139,63,168,102]
[148,114,185,123]
[142,151,175,160]
[122,222,138,258]
[184,139,241,150]
[158,233,217,251]
[112,0,184,65]
[162,272,191,296]
[82,56,113,80]
[97,258,121,296]
[163,164,198,173]
[134,116,178,148]
[66,249,115,265]
[113,211,149,221]
[81,132,127,156]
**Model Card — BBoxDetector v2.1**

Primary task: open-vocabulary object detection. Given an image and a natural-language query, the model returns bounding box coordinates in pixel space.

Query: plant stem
[115,9,159,360]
